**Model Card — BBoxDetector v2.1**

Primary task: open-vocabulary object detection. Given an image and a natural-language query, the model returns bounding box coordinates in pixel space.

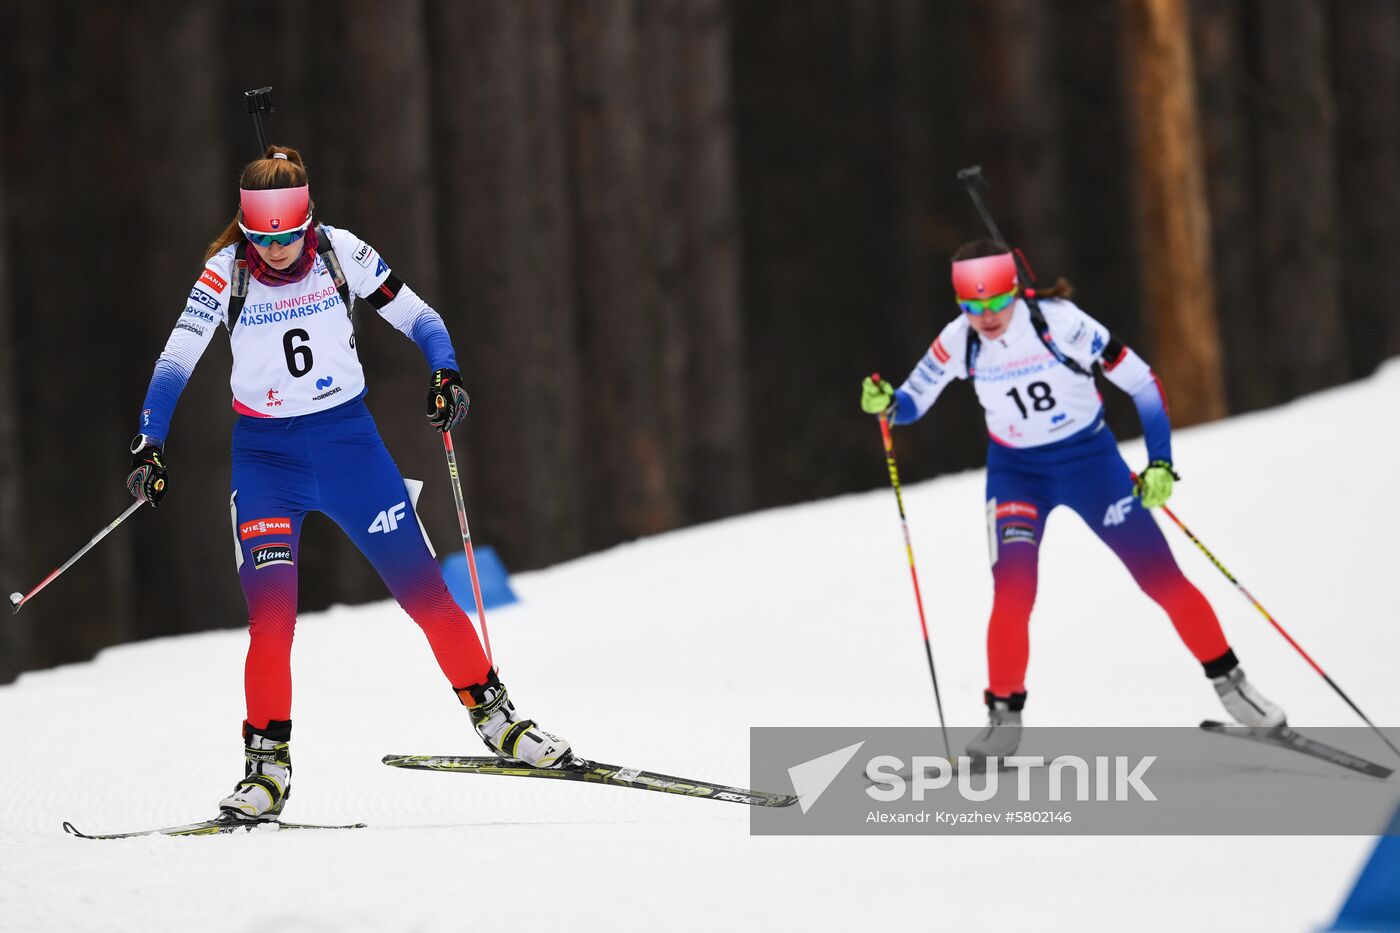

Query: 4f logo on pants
[1103,496,1135,527]
[369,501,408,534]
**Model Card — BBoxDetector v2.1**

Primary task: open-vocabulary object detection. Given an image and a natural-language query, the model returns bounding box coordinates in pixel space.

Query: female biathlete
[126,146,571,820]
[861,241,1284,760]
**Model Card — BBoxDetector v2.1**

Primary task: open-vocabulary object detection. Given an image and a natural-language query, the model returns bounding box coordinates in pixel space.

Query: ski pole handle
[954,164,1047,296]
[244,87,274,155]
[10,499,146,615]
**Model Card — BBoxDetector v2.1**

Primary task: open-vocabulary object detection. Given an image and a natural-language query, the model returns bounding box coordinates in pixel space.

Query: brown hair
[951,239,1074,299]
[203,145,312,262]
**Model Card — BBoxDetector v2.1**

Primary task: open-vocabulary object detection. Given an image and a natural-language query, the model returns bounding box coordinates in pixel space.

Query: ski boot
[456,669,573,768]
[964,690,1025,769]
[218,720,292,821]
[1211,666,1286,727]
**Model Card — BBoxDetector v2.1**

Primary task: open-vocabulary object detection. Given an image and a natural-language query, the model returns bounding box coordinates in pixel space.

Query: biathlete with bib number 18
[860,240,1285,762]
[126,145,573,821]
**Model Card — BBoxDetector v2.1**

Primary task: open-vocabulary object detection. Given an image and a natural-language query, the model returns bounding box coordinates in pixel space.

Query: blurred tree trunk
[1052,0,1144,449]
[1254,0,1346,400]
[305,0,442,605]
[1,4,137,666]
[0,95,28,683]
[564,0,679,548]
[638,0,750,523]
[1331,0,1400,374]
[1192,0,1268,412]
[1123,0,1226,424]
[728,1,923,504]
[962,0,1067,276]
[426,0,585,569]
[126,1,239,639]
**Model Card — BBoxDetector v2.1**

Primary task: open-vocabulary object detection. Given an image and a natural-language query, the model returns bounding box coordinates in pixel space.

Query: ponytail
[1034,277,1074,300]
[203,145,312,261]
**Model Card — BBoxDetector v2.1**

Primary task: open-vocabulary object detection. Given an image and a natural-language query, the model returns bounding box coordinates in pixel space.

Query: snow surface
[4,362,1400,932]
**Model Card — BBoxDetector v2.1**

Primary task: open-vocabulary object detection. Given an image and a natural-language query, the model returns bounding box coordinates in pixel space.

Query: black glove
[126,435,169,508]
[426,368,470,433]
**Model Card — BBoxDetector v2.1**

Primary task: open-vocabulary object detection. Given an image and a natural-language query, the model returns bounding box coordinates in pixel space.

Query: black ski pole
[244,87,274,155]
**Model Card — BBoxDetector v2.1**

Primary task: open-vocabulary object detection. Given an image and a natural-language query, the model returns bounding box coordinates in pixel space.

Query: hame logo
[369,502,408,534]
[251,544,294,569]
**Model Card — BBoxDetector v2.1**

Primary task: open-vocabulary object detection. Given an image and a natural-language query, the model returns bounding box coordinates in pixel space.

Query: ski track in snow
[3,361,1399,932]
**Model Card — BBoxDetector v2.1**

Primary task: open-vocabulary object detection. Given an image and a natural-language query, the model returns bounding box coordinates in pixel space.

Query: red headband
[239,186,310,234]
[951,252,1018,299]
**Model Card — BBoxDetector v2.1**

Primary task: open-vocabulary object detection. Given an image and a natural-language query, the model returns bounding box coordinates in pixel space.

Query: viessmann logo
[239,517,292,540]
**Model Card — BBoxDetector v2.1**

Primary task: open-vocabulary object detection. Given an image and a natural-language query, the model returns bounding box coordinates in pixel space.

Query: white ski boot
[458,670,573,768]
[219,720,292,820]
[964,691,1025,767]
[1212,666,1286,727]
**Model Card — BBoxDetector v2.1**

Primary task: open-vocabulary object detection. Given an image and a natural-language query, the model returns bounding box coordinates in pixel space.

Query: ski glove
[426,368,470,433]
[1135,460,1179,509]
[126,435,169,509]
[860,375,895,416]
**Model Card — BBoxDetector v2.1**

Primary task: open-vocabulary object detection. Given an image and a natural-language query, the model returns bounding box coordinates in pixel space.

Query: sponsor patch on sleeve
[251,543,294,569]
[200,268,228,294]
[931,337,951,364]
[188,287,222,312]
[374,257,388,277]
[239,517,293,540]
[352,242,373,267]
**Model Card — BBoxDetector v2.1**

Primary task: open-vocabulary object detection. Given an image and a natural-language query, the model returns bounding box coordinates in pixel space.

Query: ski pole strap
[1025,295,1091,377]
[226,242,251,334]
[315,226,354,328]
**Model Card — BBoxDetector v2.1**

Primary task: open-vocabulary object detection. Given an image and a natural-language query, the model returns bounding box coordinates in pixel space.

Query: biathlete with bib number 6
[860,240,1285,762]
[127,145,573,822]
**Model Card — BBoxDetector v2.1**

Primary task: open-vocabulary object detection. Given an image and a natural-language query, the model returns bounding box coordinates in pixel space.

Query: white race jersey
[140,225,456,443]
[895,298,1165,450]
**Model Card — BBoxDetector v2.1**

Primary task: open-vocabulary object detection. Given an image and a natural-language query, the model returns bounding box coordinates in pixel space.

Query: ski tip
[61,821,81,837]
[1199,720,1227,729]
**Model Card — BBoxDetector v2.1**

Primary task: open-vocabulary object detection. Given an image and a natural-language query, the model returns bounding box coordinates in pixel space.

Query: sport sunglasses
[957,288,1017,316]
[239,215,313,248]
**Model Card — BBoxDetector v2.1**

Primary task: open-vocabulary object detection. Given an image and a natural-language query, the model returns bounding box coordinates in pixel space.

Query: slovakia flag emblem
[270,218,281,230]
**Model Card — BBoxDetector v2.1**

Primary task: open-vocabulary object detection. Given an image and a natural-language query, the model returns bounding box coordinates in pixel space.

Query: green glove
[860,375,895,416]
[1135,460,1179,509]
